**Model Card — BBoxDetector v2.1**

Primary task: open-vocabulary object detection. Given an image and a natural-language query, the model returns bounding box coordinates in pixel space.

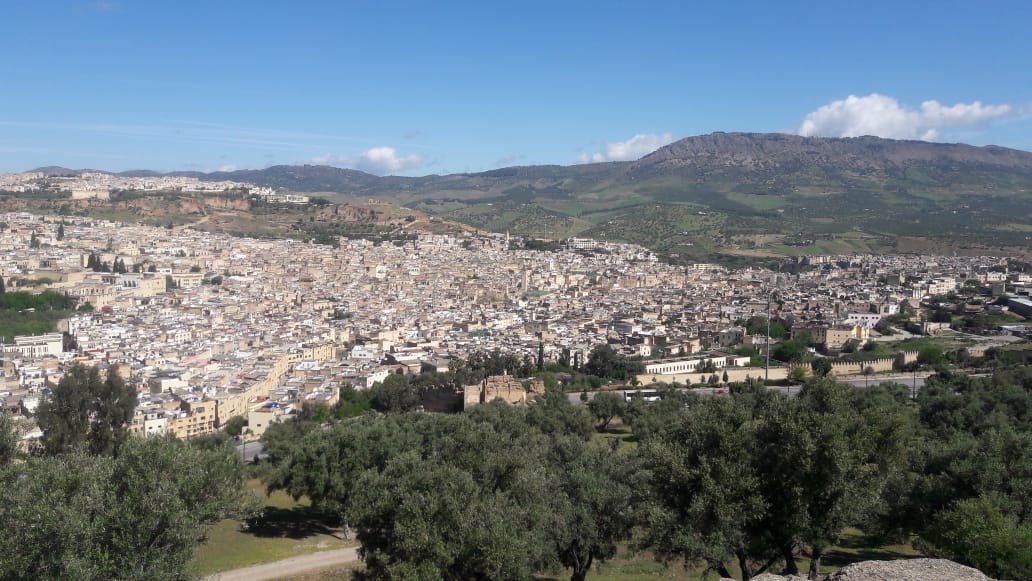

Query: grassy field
[190,480,356,577]
[592,422,638,450]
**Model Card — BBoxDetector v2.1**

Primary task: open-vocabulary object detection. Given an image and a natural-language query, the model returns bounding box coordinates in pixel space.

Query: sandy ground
[206,547,360,581]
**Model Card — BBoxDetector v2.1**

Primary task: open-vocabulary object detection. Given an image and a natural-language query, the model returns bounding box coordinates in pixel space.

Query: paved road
[206,547,360,581]
[235,441,265,464]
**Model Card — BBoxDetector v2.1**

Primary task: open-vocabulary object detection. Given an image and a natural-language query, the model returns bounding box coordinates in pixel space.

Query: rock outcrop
[740,559,994,581]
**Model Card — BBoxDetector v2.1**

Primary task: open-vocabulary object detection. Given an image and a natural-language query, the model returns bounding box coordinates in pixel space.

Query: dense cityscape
[3,208,1029,442]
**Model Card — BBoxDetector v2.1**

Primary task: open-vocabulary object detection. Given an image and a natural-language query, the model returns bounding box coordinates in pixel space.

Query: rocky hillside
[182,133,1032,199]
[634,132,1032,172]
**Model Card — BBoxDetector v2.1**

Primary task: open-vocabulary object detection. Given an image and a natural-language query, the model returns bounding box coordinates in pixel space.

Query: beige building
[463,374,541,410]
[167,399,216,439]
[247,401,294,437]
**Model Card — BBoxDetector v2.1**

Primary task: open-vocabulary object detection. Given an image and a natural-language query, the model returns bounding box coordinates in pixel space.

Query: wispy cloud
[308,147,423,175]
[797,93,1018,141]
[577,132,675,163]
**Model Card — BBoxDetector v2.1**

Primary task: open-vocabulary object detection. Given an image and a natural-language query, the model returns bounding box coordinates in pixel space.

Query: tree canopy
[261,396,632,581]
[36,363,137,456]
[0,436,257,580]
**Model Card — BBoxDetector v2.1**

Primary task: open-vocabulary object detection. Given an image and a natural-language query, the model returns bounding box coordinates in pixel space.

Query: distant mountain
[625,132,1032,196]
[22,133,1032,261]
[634,132,1032,172]
[184,133,1032,202]
[29,166,98,176]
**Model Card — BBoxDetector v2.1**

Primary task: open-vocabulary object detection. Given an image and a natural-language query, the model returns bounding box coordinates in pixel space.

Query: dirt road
[206,547,360,581]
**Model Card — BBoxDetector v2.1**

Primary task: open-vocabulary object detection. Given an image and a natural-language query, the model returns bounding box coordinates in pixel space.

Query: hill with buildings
[12,133,1032,262]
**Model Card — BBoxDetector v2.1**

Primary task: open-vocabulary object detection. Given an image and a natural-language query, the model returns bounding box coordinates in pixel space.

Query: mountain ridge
[18,133,1032,262]
[27,133,1032,195]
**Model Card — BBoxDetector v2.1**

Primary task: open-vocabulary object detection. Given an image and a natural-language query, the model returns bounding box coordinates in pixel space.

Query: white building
[2,333,63,360]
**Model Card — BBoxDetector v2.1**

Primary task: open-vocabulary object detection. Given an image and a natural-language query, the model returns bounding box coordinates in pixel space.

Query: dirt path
[206,547,360,581]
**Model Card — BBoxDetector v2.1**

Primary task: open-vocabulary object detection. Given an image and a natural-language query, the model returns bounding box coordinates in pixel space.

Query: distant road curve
[206,547,360,581]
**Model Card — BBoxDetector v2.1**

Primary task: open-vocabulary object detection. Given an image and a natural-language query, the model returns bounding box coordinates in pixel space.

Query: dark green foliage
[334,384,372,418]
[224,415,247,437]
[772,340,808,362]
[917,345,946,366]
[584,344,644,380]
[368,373,421,413]
[638,396,770,579]
[0,436,258,581]
[525,385,594,440]
[261,399,630,581]
[0,413,16,466]
[811,357,833,377]
[36,364,137,456]
[636,377,910,579]
[0,289,75,340]
[919,496,1032,580]
[864,367,1032,577]
[588,391,624,430]
[0,289,73,311]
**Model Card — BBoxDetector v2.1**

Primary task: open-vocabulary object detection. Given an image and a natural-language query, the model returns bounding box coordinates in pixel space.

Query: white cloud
[798,93,1016,141]
[577,132,675,163]
[309,146,423,175]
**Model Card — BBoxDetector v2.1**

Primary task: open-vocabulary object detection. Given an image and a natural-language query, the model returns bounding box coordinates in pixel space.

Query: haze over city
[2,0,1031,174]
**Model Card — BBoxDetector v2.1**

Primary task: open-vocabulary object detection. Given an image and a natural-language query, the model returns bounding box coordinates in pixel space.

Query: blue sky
[1,0,1030,175]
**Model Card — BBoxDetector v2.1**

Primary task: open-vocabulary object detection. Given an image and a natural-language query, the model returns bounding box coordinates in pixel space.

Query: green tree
[811,357,833,377]
[639,397,771,580]
[224,415,247,437]
[584,344,644,380]
[525,385,593,440]
[0,413,16,466]
[552,446,639,581]
[587,391,624,431]
[30,231,40,248]
[794,378,908,579]
[918,345,945,367]
[0,436,258,580]
[773,340,807,362]
[261,403,630,581]
[36,364,137,456]
[334,384,372,418]
[348,450,542,580]
[56,223,64,240]
[0,275,5,295]
[920,495,1032,580]
[368,373,421,413]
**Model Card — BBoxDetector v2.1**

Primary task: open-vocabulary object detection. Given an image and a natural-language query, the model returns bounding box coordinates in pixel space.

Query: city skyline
[2,1,1031,175]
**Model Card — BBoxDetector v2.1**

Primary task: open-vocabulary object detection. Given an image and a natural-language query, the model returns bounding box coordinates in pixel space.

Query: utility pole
[765,288,778,382]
